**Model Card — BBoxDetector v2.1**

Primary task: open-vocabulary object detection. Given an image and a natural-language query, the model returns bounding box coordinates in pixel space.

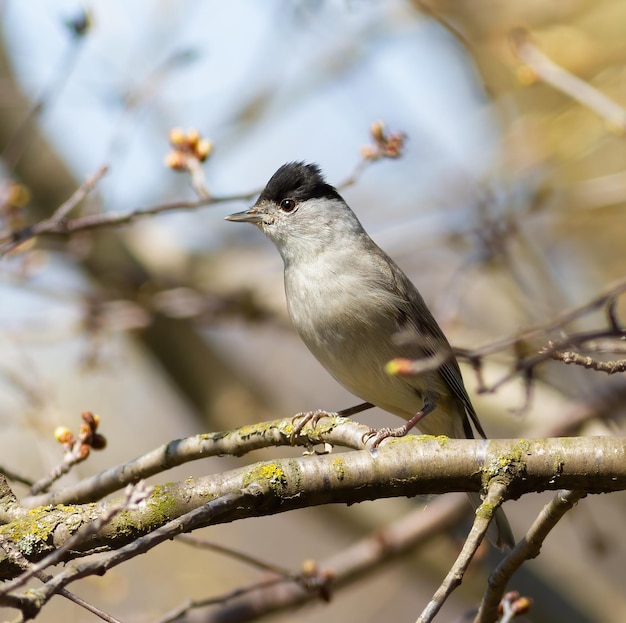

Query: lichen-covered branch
[2,430,626,585]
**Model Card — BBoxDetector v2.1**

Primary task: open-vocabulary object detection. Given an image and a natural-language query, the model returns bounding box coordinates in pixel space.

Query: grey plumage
[226,162,514,549]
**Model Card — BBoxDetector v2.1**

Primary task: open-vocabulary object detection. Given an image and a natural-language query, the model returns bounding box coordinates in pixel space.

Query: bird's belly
[299,327,457,433]
[285,269,464,438]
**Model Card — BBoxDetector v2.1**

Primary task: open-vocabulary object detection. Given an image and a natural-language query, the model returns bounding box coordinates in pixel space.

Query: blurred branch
[456,279,626,410]
[1,8,90,170]
[510,28,626,133]
[168,493,469,623]
[0,164,108,253]
[412,1,474,53]
[0,37,271,426]
[0,174,256,256]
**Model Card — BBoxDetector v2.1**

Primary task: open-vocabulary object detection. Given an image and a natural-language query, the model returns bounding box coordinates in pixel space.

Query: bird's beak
[224,207,263,224]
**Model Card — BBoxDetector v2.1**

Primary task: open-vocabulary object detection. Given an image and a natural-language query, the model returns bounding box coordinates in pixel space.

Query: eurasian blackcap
[226,162,514,549]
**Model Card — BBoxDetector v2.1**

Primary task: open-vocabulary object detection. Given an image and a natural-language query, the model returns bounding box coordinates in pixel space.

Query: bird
[225,162,514,549]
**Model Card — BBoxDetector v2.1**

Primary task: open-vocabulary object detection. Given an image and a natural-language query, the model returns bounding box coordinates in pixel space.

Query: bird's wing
[388,262,486,440]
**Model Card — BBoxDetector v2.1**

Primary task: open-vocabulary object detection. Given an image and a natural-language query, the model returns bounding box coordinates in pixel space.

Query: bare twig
[456,279,626,404]
[474,490,585,623]
[0,165,109,253]
[464,279,626,360]
[29,411,107,495]
[0,174,258,257]
[22,415,363,508]
[546,348,626,375]
[164,493,469,623]
[1,10,89,170]
[416,481,509,623]
[176,535,299,580]
[156,577,290,623]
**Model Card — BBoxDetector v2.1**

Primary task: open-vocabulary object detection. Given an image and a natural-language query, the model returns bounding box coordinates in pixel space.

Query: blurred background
[1,1,626,621]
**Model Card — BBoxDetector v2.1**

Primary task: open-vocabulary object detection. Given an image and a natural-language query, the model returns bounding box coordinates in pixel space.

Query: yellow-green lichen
[475,501,496,520]
[238,422,274,439]
[483,439,531,488]
[332,457,345,481]
[141,484,180,529]
[243,462,289,491]
[1,505,69,556]
[390,434,449,447]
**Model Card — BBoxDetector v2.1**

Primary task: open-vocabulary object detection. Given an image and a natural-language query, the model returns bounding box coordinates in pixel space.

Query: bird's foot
[290,403,372,445]
[362,423,412,450]
[290,410,335,445]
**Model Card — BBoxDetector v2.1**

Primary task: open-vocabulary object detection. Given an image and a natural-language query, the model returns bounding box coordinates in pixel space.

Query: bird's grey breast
[283,249,429,413]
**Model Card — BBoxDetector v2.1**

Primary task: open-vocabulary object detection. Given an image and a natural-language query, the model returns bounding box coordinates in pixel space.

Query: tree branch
[475,490,586,623]
[2,428,626,581]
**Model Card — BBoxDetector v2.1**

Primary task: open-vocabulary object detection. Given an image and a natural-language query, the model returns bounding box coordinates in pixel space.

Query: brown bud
[512,596,533,614]
[301,559,318,575]
[168,127,186,147]
[54,426,75,445]
[360,145,379,160]
[81,411,99,428]
[195,139,213,161]
[186,129,200,147]
[165,151,187,170]
[370,120,385,142]
[77,444,91,460]
[91,433,107,450]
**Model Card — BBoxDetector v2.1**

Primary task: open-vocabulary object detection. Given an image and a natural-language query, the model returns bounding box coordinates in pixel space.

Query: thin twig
[176,535,298,580]
[416,481,509,623]
[0,467,34,488]
[162,493,470,623]
[546,349,626,374]
[463,279,626,359]
[0,165,110,253]
[1,22,88,170]
[474,490,585,623]
[22,415,364,509]
[455,279,626,403]
[0,172,258,256]
[155,577,289,623]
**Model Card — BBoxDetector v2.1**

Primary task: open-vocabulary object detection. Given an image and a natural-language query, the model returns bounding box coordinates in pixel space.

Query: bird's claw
[290,410,333,445]
[361,425,410,450]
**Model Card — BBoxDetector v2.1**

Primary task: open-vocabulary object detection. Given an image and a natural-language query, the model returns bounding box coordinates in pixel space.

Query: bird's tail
[467,492,515,551]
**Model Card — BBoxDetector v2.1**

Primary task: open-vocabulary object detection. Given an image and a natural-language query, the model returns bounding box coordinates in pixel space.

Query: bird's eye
[279,198,296,213]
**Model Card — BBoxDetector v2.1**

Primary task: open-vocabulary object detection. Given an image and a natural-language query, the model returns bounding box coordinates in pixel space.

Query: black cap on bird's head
[225,162,343,225]
[257,162,343,205]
